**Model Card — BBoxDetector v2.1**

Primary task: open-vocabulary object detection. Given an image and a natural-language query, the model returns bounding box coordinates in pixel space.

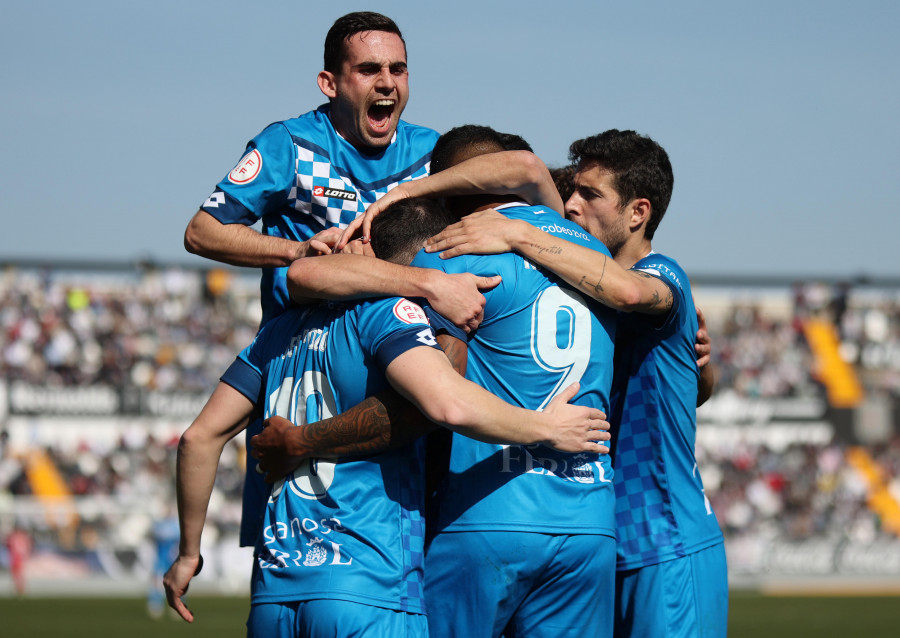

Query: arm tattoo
[291,334,467,459]
[298,390,433,458]
[527,241,563,258]
[438,333,468,376]
[578,254,608,297]
[632,271,674,311]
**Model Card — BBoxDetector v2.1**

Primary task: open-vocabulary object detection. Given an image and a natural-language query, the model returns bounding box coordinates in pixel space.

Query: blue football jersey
[221,297,441,613]
[413,203,618,536]
[201,104,440,326]
[204,104,439,548]
[610,252,724,570]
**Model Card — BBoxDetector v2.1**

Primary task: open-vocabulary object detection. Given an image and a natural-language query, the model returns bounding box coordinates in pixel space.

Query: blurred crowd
[2,266,900,584]
[0,263,260,392]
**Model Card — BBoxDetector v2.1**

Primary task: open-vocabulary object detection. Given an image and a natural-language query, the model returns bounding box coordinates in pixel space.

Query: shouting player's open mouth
[368,99,396,135]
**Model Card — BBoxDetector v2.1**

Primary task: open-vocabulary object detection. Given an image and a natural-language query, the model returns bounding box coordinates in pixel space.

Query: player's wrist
[415,267,443,301]
[284,427,312,458]
[519,411,551,447]
[178,549,202,563]
[291,239,311,262]
[509,221,540,256]
[508,220,534,250]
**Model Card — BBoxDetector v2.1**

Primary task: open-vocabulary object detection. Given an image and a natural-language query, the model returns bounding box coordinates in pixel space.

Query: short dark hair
[550,165,576,203]
[370,198,456,265]
[569,130,674,240]
[497,132,533,153]
[430,124,507,175]
[323,12,405,74]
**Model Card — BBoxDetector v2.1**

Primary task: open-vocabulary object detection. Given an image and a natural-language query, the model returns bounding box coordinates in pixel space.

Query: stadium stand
[2,263,900,593]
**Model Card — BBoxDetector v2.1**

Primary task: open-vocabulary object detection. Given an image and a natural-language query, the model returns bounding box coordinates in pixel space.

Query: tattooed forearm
[577,253,608,297]
[527,242,564,258]
[299,391,434,458]
[299,398,392,455]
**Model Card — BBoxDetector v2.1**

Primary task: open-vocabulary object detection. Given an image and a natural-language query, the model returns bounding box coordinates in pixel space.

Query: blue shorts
[426,531,615,638]
[614,542,728,638]
[247,599,428,638]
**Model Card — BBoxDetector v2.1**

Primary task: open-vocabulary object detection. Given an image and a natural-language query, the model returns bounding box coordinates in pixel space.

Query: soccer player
[405,126,619,638]
[421,130,727,637]
[182,11,497,547]
[163,198,607,636]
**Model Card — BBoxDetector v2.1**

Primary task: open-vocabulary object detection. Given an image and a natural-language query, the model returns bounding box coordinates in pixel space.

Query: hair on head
[370,198,457,265]
[569,130,673,239]
[324,12,404,73]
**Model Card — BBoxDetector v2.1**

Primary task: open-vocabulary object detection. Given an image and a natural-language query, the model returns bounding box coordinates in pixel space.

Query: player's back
[412,203,617,536]
[233,298,432,613]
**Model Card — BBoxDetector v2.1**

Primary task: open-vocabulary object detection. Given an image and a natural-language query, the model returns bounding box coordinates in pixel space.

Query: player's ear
[629,198,651,231]
[318,71,338,99]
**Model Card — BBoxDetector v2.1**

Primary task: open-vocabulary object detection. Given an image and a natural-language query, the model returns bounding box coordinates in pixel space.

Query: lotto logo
[312,185,358,201]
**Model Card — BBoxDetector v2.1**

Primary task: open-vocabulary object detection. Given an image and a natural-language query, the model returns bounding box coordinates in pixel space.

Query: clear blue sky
[2,1,898,278]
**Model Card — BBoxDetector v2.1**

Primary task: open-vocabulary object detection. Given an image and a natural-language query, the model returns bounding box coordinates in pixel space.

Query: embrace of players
[163,10,727,638]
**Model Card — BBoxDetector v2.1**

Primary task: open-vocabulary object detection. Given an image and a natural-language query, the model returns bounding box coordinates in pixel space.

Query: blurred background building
[1,261,899,595]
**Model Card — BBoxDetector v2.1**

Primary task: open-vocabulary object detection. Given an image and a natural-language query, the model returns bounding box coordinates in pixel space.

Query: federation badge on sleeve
[393,299,429,325]
[228,149,263,184]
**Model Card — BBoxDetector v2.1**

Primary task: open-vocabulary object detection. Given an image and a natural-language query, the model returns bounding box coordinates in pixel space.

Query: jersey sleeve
[633,255,687,329]
[220,357,263,403]
[219,316,281,402]
[199,122,295,226]
[358,298,442,370]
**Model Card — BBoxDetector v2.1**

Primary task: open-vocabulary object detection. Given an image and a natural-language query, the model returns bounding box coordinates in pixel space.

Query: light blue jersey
[202,104,439,547]
[221,297,440,614]
[413,204,618,536]
[201,104,439,326]
[416,203,618,638]
[610,252,724,571]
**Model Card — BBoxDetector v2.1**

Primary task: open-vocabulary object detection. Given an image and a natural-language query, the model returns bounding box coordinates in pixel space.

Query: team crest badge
[303,537,328,567]
[571,454,595,484]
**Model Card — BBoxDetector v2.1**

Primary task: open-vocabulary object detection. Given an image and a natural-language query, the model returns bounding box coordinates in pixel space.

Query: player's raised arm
[427,210,673,315]
[164,382,253,622]
[286,253,500,333]
[184,210,337,267]
[337,150,563,250]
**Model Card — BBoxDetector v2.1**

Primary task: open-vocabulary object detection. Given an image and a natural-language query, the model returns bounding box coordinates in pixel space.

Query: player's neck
[614,237,653,270]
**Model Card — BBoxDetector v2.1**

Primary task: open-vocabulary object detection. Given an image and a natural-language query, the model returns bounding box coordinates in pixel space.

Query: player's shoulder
[356,295,429,324]
[509,205,609,255]
[276,105,332,137]
[395,118,440,142]
[255,305,312,343]
[632,252,695,318]
[633,251,690,288]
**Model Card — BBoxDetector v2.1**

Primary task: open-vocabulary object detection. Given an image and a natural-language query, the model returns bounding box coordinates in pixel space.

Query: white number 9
[530,286,592,410]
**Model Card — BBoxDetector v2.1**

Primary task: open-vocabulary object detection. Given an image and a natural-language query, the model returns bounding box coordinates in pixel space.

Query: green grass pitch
[2,593,899,637]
